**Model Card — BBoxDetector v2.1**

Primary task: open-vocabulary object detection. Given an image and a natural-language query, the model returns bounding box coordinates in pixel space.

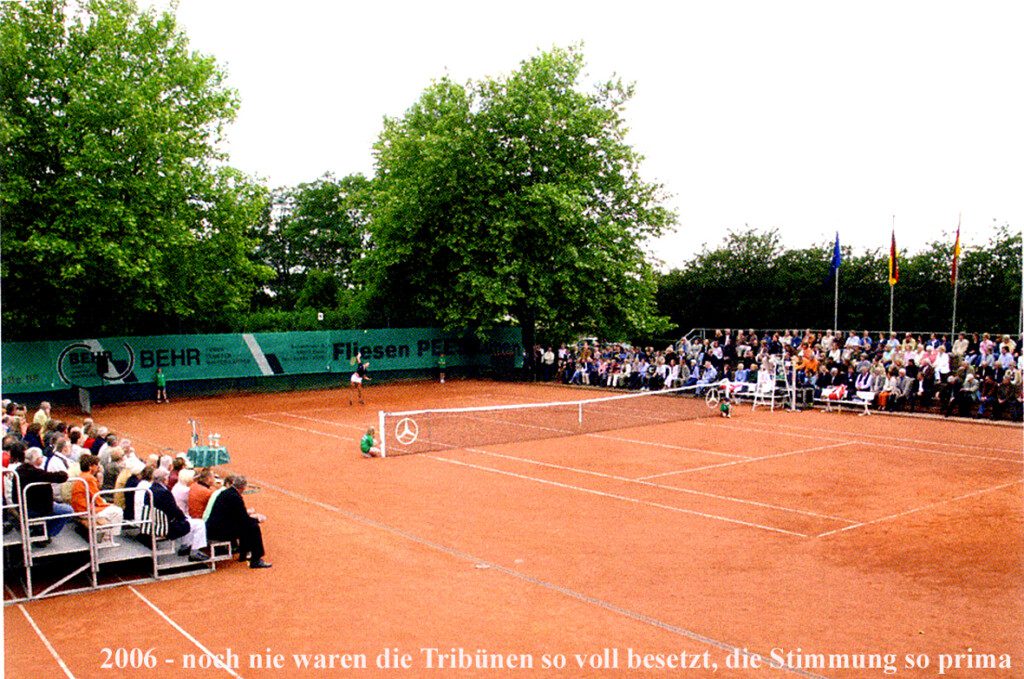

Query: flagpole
[889,215,895,334]
[951,274,959,338]
[833,268,839,332]
[951,214,960,338]
[889,285,894,335]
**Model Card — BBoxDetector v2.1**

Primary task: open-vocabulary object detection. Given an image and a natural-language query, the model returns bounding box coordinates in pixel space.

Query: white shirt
[44,451,72,501]
[171,483,191,516]
[134,480,153,519]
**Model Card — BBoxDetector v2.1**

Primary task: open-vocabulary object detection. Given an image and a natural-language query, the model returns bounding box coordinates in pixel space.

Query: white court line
[461,447,857,523]
[759,417,1024,455]
[816,480,1024,537]
[259,410,846,522]
[637,442,858,478]
[452,414,752,460]
[17,604,76,679]
[587,433,751,459]
[244,414,350,440]
[128,585,243,678]
[241,392,505,419]
[428,454,809,538]
[280,408,752,460]
[280,413,365,431]
[252,478,825,679]
[699,420,1023,465]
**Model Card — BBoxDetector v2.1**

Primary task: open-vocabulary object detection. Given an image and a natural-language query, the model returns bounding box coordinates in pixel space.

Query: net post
[378,410,387,458]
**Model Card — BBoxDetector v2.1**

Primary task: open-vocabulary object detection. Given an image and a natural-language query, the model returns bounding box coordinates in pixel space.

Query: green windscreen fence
[1,328,522,400]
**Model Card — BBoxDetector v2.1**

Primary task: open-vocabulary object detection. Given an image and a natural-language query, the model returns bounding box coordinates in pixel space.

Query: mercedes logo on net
[394,417,419,445]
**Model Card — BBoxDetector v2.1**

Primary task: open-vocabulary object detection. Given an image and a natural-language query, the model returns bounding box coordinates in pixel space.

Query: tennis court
[5,379,1022,677]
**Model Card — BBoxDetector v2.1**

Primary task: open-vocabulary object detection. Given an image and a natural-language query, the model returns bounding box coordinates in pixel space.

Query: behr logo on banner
[56,342,136,387]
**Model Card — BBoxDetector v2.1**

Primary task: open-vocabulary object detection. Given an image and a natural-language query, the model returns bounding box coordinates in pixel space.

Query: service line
[816,479,1024,537]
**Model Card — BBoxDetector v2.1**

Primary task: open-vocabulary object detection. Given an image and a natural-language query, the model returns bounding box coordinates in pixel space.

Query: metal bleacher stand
[3,475,231,604]
[3,469,27,596]
[21,477,93,599]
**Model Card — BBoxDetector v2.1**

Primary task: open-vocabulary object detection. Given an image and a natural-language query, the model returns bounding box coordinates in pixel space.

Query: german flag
[888,230,899,286]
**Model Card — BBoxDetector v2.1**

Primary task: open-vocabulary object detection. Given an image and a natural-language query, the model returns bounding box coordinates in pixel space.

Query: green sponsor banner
[1,328,522,394]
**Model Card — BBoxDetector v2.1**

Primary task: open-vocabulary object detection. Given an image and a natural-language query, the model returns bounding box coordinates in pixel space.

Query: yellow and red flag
[951,216,962,286]
[888,230,899,286]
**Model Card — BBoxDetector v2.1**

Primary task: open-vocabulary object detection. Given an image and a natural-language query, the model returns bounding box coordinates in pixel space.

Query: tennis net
[378,384,715,457]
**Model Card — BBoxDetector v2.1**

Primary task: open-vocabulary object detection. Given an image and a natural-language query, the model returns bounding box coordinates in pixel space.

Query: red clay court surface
[4,379,1023,678]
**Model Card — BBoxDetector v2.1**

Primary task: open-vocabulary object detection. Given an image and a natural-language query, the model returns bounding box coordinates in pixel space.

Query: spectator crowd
[531,328,1024,421]
[2,400,270,569]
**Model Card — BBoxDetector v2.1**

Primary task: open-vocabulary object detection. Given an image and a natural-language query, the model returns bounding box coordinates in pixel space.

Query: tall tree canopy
[369,46,674,352]
[251,173,371,311]
[0,0,269,338]
[657,225,1022,335]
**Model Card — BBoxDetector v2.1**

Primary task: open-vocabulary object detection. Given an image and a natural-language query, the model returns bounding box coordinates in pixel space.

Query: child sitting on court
[360,426,381,458]
[719,395,732,418]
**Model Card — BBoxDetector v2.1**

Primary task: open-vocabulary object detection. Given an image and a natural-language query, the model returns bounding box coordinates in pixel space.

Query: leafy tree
[952,222,1021,334]
[250,173,371,311]
[369,46,674,354]
[0,0,268,338]
[657,224,1021,336]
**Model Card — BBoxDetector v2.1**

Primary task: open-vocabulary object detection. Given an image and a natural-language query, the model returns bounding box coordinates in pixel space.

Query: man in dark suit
[205,475,270,569]
[17,447,72,541]
[150,468,208,561]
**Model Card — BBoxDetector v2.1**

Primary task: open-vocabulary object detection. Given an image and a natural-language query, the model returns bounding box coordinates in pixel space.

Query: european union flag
[827,232,842,280]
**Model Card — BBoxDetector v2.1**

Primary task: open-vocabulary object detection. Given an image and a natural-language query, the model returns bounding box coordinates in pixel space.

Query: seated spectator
[118,458,146,522]
[940,373,961,416]
[917,361,937,409]
[172,469,195,515]
[957,373,980,417]
[664,360,681,389]
[17,447,73,542]
[1014,379,1024,421]
[878,369,898,410]
[44,435,73,481]
[168,456,188,489]
[150,468,208,562]
[682,360,699,388]
[853,366,875,404]
[205,475,271,569]
[886,368,914,411]
[695,361,718,395]
[101,447,124,491]
[188,469,216,519]
[951,332,969,366]
[977,375,998,417]
[133,465,156,523]
[89,427,111,456]
[67,429,86,461]
[996,345,1015,378]
[23,422,43,450]
[994,374,1016,420]
[70,453,123,546]
[32,402,52,430]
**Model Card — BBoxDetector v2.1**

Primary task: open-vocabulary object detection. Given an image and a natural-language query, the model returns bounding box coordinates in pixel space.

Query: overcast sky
[146,0,1022,269]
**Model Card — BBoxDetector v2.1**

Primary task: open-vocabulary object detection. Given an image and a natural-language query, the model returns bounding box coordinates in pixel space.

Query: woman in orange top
[71,454,124,544]
[187,468,216,519]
